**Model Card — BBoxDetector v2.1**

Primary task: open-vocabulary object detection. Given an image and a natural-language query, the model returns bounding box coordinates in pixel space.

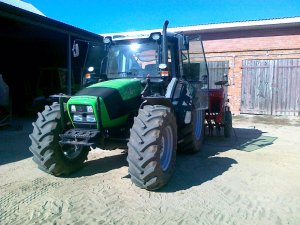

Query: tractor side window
[182,37,209,88]
[83,44,107,86]
[168,45,179,77]
[107,49,119,77]
[181,36,209,109]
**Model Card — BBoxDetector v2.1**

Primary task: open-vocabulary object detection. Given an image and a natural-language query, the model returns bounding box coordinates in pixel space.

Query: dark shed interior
[0,2,103,115]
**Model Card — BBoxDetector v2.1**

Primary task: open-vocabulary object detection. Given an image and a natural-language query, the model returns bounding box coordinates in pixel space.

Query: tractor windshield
[106,42,159,79]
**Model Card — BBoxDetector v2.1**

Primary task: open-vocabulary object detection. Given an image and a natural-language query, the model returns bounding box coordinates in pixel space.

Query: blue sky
[25,0,300,34]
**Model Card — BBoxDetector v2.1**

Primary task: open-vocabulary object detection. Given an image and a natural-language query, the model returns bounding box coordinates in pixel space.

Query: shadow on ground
[160,127,277,192]
[67,126,277,192]
[69,151,128,178]
[204,127,277,152]
[68,140,129,177]
[0,117,33,165]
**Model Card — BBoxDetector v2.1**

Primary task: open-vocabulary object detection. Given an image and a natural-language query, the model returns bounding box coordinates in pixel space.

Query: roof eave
[101,17,300,36]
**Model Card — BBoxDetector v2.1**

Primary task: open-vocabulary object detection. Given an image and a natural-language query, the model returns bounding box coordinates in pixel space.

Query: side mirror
[72,43,79,57]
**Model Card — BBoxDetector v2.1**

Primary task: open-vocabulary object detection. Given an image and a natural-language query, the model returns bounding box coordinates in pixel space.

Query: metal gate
[241,59,300,116]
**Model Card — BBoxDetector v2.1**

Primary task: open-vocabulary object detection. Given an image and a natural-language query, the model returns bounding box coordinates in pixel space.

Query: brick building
[104,17,300,116]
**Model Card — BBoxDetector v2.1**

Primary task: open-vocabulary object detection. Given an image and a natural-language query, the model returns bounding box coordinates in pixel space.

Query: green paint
[67,95,129,129]
[87,79,142,100]
[66,78,142,129]
[67,96,99,127]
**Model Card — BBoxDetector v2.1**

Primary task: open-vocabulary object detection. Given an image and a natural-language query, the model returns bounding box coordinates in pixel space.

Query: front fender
[141,96,173,110]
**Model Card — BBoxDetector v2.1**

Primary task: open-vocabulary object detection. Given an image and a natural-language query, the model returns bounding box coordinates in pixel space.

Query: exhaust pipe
[162,20,169,67]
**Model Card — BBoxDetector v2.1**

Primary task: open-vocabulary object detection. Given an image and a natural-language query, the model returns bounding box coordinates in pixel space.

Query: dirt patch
[1,116,300,224]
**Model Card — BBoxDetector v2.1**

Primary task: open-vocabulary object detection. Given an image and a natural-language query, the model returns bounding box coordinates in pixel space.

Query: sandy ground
[0,115,300,225]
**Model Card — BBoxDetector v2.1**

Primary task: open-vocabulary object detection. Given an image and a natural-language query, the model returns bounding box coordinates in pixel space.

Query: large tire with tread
[178,108,205,153]
[29,102,89,176]
[224,111,232,138]
[127,105,177,190]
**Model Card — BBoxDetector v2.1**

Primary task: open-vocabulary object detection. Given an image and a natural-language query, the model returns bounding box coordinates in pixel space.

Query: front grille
[74,105,87,113]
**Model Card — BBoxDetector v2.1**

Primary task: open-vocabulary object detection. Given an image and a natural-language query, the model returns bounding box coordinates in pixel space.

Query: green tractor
[29,21,209,190]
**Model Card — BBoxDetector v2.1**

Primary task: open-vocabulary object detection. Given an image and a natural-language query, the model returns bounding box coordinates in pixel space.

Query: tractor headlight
[73,115,83,122]
[86,115,96,122]
[87,106,93,113]
[71,105,76,112]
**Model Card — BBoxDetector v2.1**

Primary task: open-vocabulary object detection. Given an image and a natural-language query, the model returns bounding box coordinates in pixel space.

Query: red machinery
[205,81,232,137]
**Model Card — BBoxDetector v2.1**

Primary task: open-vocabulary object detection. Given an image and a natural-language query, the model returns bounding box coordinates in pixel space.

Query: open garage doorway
[0,2,102,116]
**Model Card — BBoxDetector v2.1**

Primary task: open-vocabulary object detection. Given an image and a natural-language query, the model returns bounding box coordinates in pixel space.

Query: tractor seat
[214,80,228,86]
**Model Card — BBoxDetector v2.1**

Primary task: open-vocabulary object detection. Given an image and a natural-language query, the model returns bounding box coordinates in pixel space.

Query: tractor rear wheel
[127,105,177,190]
[224,110,232,138]
[29,102,89,176]
[178,108,205,153]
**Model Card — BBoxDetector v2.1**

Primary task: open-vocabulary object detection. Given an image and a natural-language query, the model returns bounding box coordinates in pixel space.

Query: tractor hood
[67,79,143,128]
[79,79,143,100]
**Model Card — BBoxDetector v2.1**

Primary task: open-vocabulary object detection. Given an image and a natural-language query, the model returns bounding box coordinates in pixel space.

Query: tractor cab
[77,27,209,104]
[80,32,169,92]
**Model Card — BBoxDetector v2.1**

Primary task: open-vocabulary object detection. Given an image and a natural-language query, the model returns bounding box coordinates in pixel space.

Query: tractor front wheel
[127,105,177,190]
[29,102,89,176]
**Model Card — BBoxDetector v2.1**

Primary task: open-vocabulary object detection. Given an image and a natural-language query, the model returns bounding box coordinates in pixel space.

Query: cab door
[181,36,209,110]
[83,43,108,87]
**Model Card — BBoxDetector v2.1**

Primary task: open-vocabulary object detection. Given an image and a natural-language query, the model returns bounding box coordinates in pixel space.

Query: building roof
[0,1,102,41]
[101,17,300,37]
[0,0,45,16]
